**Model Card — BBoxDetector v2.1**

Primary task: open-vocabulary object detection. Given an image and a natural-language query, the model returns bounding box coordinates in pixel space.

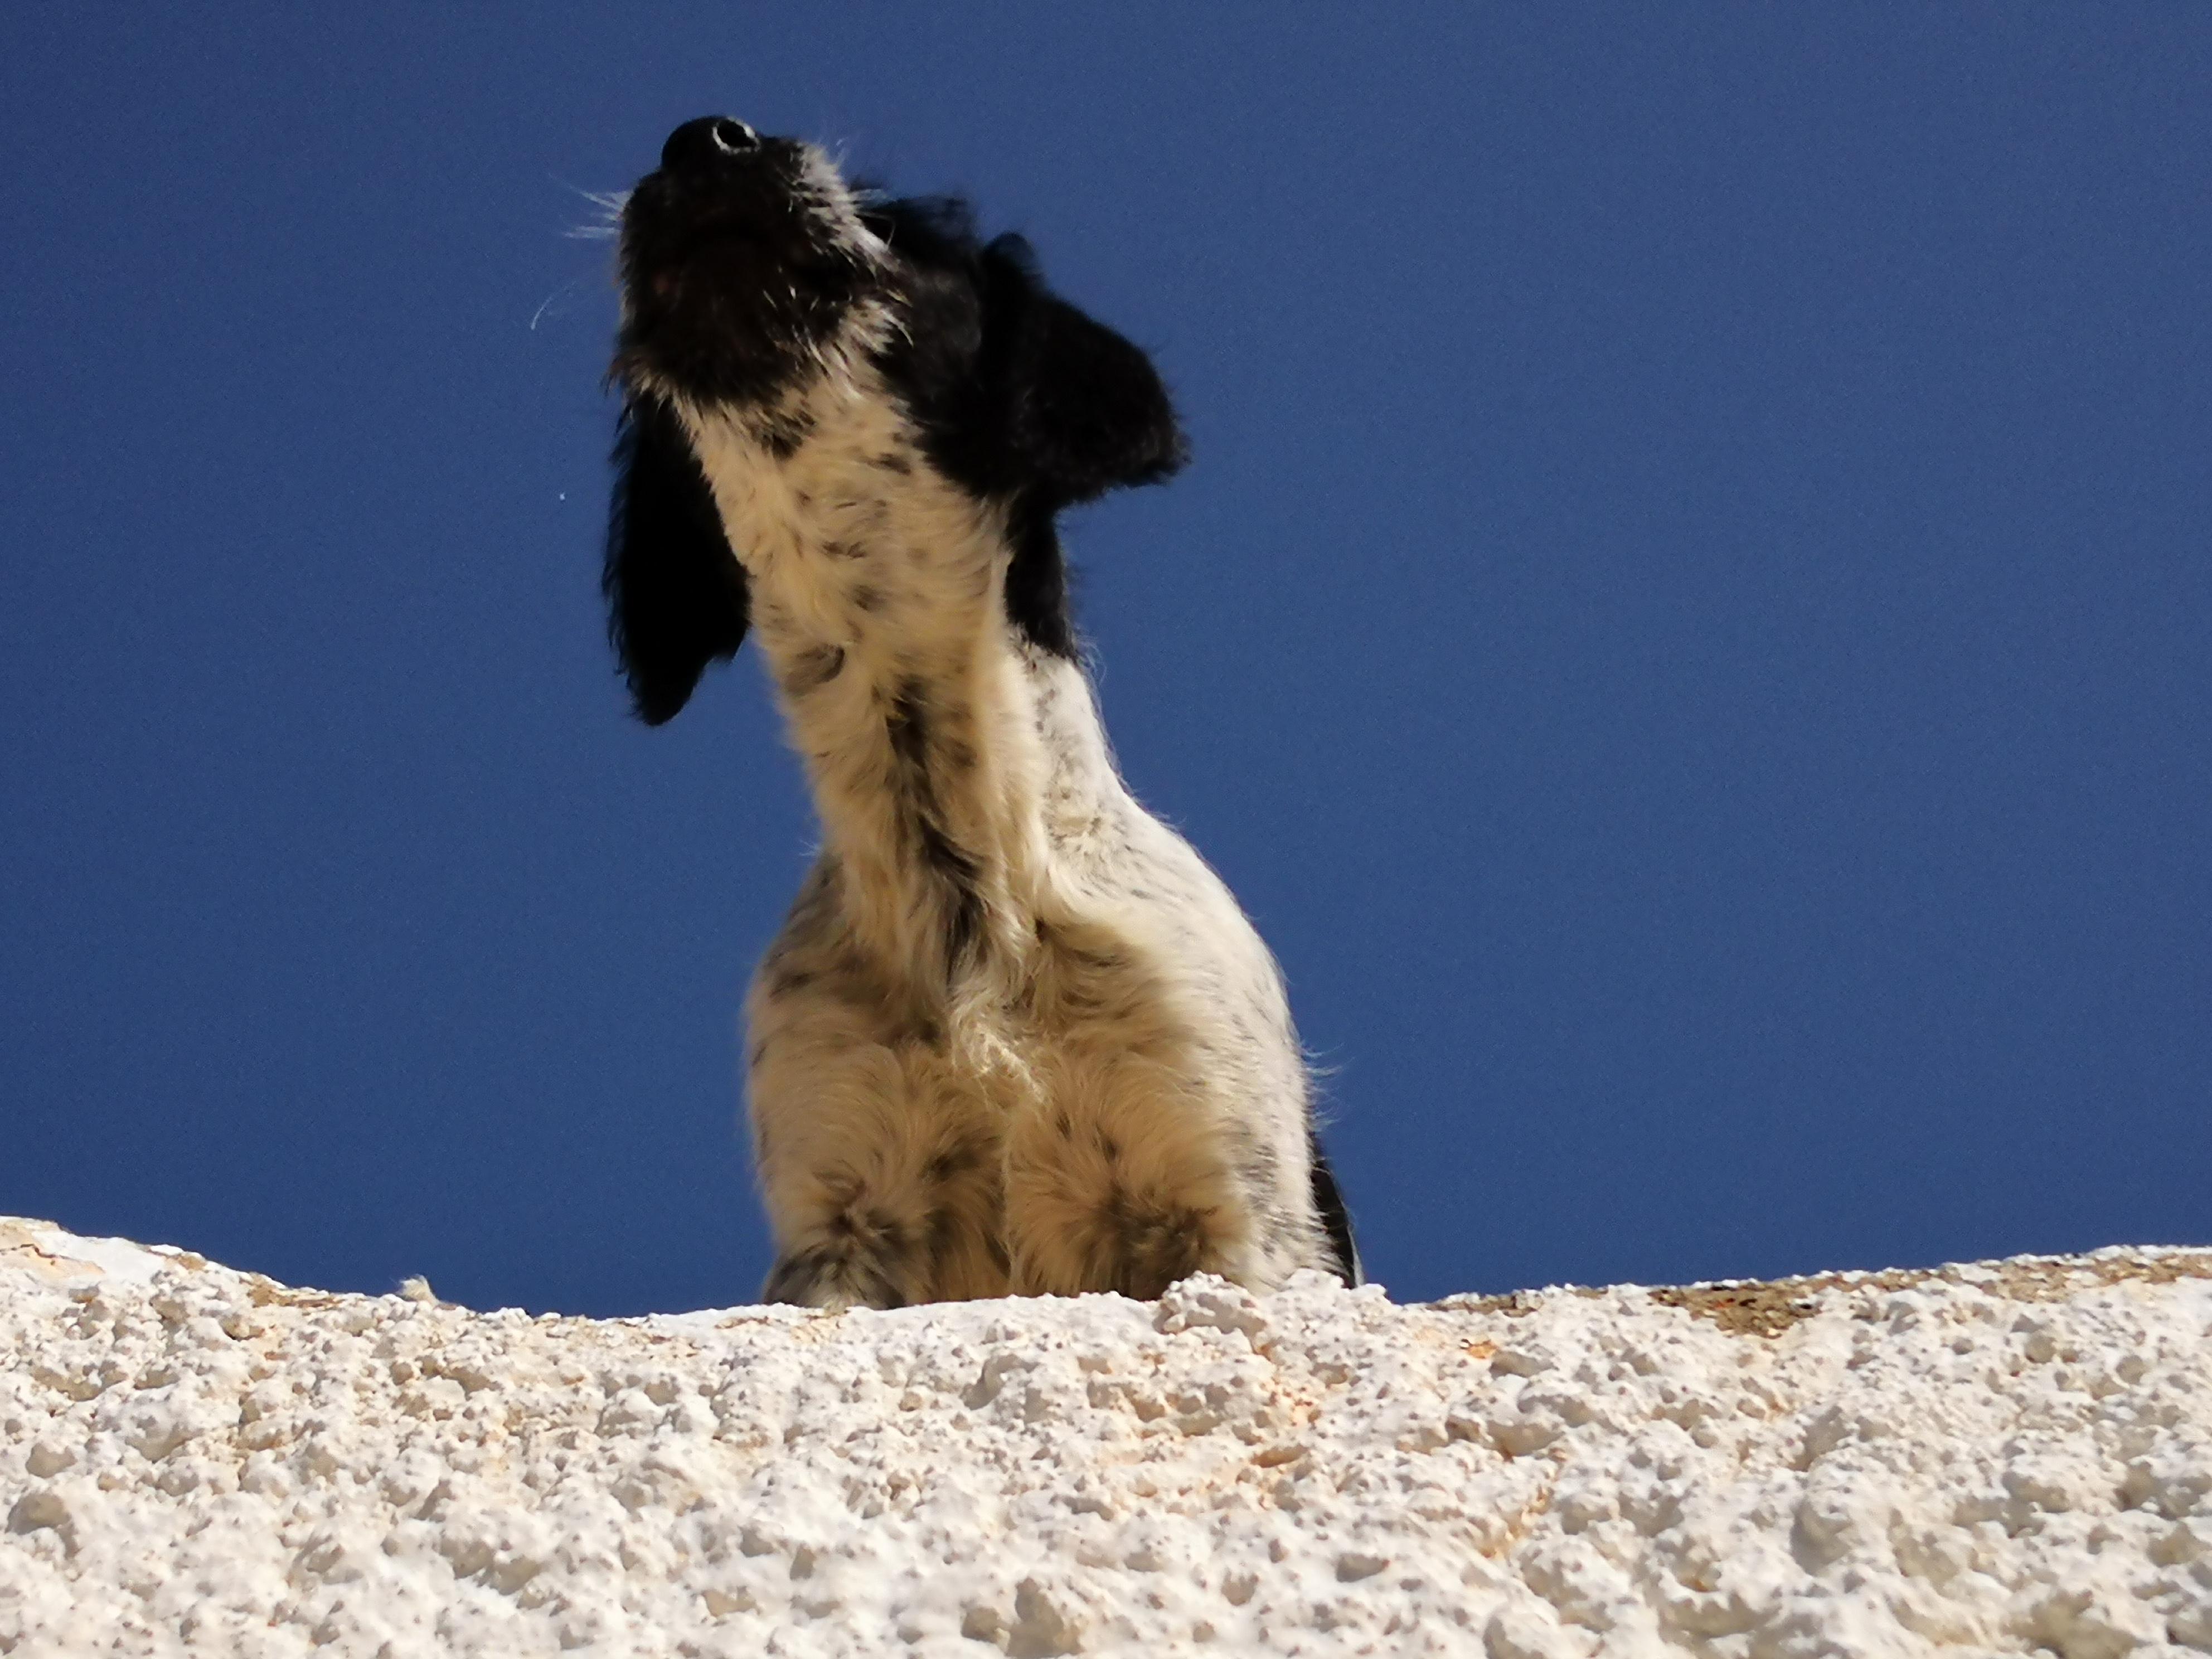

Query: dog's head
[613,118,882,413]
[605,117,1187,724]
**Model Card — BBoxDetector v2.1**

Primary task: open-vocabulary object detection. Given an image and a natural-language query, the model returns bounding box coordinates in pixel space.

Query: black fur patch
[884,683,984,965]
[865,202,1187,659]
[1003,505,1078,659]
[604,398,749,725]
[1307,1132,1362,1287]
[869,216,1186,507]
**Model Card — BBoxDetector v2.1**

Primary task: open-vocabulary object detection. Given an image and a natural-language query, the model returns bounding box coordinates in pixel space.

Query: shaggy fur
[606,116,1359,1307]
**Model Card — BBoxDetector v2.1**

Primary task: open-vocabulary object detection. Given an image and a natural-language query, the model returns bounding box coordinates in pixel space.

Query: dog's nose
[660,117,761,173]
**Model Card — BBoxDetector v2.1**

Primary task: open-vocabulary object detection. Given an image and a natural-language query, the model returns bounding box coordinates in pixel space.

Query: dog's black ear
[604,398,748,725]
[988,235,1188,507]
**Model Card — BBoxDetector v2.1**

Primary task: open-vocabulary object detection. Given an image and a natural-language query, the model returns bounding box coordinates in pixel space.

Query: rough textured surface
[3,1217,2209,1657]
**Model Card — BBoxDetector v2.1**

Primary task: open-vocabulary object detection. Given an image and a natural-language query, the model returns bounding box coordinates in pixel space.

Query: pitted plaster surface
[3,1217,2209,1656]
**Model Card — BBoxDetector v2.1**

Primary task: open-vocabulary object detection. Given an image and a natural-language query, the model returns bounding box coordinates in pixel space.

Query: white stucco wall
[3,1217,2209,1656]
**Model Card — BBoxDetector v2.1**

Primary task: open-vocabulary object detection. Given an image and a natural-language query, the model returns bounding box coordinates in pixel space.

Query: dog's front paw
[760,1244,908,1311]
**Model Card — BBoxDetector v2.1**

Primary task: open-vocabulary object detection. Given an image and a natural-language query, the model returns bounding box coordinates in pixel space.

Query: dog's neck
[687,391,1122,994]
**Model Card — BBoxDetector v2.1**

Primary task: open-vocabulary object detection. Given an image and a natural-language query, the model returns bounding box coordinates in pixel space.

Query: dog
[604,116,1359,1308]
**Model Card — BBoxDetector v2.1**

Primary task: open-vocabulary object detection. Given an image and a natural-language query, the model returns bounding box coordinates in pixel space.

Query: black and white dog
[605,117,1357,1308]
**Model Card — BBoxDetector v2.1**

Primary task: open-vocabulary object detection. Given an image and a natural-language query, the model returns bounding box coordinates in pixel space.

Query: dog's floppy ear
[987,235,1189,507]
[604,398,748,725]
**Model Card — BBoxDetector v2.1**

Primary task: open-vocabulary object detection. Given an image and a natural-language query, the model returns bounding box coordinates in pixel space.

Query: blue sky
[4,9,2206,1314]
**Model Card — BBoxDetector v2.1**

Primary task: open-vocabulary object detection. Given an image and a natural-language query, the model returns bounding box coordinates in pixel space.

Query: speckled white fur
[682,338,1327,1307]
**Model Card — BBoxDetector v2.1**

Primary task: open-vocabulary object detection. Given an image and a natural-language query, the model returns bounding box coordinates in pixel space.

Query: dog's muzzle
[615,115,875,405]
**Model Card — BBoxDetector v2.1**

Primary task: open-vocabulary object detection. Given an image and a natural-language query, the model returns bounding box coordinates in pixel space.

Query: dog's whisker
[550,173,631,214]
[528,274,599,331]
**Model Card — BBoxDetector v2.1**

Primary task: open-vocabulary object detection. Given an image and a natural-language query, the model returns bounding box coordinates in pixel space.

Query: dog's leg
[750,1011,1011,1309]
[760,1211,919,1311]
[1001,1047,1259,1299]
[756,1145,1008,1312]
